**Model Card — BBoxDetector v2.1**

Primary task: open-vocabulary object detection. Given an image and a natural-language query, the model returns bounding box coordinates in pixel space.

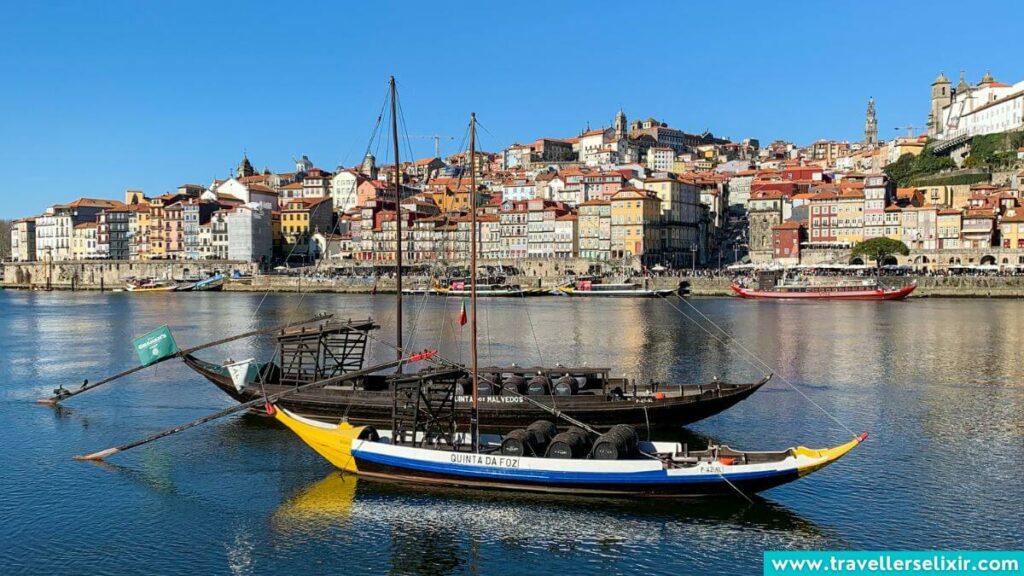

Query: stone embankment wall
[5,260,1024,297]
[1,260,258,290]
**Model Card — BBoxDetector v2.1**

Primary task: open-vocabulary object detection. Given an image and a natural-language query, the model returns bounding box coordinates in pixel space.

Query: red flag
[458,299,467,326]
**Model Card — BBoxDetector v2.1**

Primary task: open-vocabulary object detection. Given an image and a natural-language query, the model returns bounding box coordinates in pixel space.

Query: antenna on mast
[469,112,479,452]
[390,76,403,372]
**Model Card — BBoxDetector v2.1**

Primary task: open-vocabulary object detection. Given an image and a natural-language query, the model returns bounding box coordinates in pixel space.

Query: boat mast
[391,76,403,372]
[469,112,479,452]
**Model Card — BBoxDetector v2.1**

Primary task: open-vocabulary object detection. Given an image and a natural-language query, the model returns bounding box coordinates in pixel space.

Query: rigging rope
[658,293,860,440]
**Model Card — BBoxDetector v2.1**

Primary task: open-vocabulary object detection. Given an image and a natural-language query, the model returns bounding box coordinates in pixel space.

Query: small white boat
[435,281,549,297]
[554,280,682,298]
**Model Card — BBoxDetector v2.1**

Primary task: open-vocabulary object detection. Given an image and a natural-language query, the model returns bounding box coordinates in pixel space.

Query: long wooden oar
[72,352,435,461]
[38,314,339,405]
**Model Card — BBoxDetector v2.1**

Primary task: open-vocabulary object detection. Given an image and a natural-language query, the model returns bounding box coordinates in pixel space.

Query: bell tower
[929,72,951,137]
[237,154,255,178]
[614,108,627,139]
[864,98,878,146]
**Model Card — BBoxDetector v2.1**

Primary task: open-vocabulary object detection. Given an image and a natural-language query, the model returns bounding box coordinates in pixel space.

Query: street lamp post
[691,244,697,274]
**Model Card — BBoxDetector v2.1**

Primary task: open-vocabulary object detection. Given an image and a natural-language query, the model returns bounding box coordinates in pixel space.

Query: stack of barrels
[500,421,641,461]
[500,420,557,457]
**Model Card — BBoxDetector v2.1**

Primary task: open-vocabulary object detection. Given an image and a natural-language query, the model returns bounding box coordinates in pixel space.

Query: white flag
[225,358,256,393]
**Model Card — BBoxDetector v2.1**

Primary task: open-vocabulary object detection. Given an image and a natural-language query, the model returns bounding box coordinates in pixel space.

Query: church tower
[360,152,378,179]
[864,98,878,146]
[237,154,255,178]
[928,72,952,137]
[614,108,627,139]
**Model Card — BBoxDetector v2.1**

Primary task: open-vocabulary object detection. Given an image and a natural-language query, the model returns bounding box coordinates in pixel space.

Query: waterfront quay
[9,257,1024,297]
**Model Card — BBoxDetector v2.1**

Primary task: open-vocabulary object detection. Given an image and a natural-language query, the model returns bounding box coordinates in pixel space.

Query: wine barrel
[500,429,531,456]
[477,377,498,396]
[503,374,527,394]
[526,375,551,395]
[524,420,557,453]
[553,375,578,396]
[591,424,640,460]
[546,426,592,459]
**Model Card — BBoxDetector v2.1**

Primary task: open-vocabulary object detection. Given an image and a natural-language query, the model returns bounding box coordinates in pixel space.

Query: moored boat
[125,278,179,292]
[555,279,685,298]
[183,350,769,432]
[191,273,225,291]
[436,281,548,297]
[731,281,915,300]
[272,405,866,497]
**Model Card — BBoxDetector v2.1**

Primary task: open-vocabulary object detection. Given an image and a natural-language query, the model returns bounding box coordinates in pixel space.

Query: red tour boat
[731,270,916,300]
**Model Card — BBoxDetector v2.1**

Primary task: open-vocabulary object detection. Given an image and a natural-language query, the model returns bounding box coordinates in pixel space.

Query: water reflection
[272,472,829,559]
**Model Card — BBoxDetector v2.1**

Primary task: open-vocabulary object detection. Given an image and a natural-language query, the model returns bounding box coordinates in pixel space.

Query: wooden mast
[469,112,479,451]
[390,76,403,372]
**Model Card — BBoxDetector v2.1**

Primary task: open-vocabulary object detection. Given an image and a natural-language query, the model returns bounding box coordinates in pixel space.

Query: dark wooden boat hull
[183,355,768,432]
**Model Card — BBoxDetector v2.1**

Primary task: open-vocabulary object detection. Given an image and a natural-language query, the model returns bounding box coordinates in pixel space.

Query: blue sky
[2,0,1022,218]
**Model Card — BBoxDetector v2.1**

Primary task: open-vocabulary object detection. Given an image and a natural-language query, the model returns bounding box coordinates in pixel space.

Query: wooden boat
[125,278,179,292]
[272,404,866,497]
[554,279,684,298]
[731,281,916,300]
[190,274,225,292]
[183,348,769,432]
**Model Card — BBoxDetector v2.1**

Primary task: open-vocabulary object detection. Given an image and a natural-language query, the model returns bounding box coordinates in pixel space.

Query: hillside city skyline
[3,1,1023,218]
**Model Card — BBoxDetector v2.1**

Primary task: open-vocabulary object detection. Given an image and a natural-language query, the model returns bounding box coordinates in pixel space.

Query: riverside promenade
[7,260,1024,297]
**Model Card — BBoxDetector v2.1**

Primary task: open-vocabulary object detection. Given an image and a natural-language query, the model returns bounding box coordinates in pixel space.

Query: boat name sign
[450,453,521,468]
[455,395,523,404]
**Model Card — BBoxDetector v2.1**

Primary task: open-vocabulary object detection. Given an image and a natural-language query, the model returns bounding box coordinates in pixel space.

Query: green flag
[133,325,179,366]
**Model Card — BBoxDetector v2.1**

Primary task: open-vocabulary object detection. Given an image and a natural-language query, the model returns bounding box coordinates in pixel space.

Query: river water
[1,291,1021,575]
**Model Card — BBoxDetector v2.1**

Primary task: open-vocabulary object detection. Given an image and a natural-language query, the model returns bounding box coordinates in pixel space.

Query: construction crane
[893,125,918,138]
[408,133,456,158]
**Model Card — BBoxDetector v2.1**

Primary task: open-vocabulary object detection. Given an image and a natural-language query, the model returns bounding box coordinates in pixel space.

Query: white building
[502,179,537,202]
[933,72,1024,142]
[578,128,615,166]
[226,204,272,264]
[554,214,578,258]
[35,199,121,261]
[208,179,278,210]
[646,147,675,173]
[331,170,364,213]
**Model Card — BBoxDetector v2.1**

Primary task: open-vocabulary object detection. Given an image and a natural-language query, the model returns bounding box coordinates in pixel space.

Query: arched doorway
[980,255,996,266]
[882,256,898,266]
[850,257,865,265]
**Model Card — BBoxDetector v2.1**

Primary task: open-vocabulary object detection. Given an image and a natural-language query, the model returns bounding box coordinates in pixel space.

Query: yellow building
[71,222,98,260]
[835,190,865,246]
[915,184,972,209]
[610,187,661,262]
[1000,209,1024,250]
[883,205,902,241]
[936,208,962,249]
[148,196,170,259]
[281,197,333,245]
[128,204,151,260]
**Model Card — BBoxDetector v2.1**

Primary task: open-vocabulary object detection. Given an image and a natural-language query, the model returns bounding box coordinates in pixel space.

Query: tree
[0,219,11,261]
[851,237,909,271]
